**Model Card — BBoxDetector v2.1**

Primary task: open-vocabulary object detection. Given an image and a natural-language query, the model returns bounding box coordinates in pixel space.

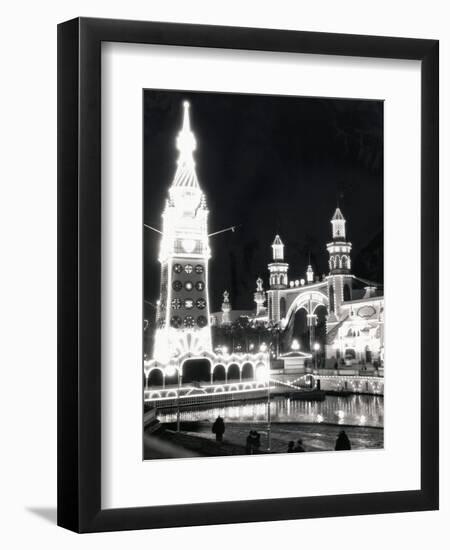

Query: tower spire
[172,101,200,189]
[271,234,284,260]
[331,207,346,240]
[268,234,289,292]
[327,206,352,275]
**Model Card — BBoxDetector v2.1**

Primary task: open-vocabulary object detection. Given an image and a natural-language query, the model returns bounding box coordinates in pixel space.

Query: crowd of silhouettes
[212,416,352,454]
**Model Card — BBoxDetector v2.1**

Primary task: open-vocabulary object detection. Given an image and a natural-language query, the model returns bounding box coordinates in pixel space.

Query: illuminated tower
[326,207,353,319]
[153,101,212,361]
[268,235,289,289]
[267,235,289,323]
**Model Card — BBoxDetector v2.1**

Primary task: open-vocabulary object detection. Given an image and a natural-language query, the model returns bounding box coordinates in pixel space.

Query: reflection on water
[157,394,384,428]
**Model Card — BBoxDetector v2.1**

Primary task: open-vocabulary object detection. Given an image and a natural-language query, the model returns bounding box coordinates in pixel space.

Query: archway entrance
[148,368,163,387]
[212,364,226,382]
[292,308,309,351]
[227,363,240,382]
[182,358,211,383]
[241,362,254,380]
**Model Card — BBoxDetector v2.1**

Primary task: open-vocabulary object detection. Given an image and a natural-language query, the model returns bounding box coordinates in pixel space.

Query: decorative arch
[341,255,350,270]
[227,363,240,381]
[186,387,207,396]
[284,290,329,329]
[212,364,226,382]
[241,362,254,380]
[148,368,164,387]
[181,358,211,383]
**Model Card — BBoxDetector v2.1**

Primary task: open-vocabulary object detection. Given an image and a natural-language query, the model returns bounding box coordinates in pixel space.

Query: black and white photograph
[143,90,384,459]
[0,0,443,542]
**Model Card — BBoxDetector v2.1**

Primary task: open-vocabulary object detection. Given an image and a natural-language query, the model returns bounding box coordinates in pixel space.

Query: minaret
[306,264,314,284]
[326,208,352,275]
[153,101,212,362]
[221,291,231,325]
[268,235,289,289]
[267,235,289,323]
[254,277,266,316]
[326,207,353,320]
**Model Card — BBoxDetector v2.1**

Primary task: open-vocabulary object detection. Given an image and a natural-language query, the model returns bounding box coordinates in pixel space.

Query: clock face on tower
[175,238,199,254]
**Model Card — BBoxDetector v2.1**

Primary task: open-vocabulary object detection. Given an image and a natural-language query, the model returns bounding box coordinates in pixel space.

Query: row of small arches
[145,361,265,387]
[329,255,350,270]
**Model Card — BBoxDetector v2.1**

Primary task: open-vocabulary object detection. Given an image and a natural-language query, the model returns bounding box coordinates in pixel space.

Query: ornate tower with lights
[326,207,353,320]
[268,235,289,289]
[267,235,289,322]
[153,101,212,362]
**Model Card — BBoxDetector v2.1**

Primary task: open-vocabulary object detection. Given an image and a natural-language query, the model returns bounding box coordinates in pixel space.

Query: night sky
[143,90,383,319]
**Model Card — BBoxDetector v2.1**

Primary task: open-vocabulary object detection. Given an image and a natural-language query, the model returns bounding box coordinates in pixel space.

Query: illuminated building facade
[266,208,384,366]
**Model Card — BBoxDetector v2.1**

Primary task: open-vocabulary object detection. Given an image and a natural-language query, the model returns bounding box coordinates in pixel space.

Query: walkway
[144,420,383,459]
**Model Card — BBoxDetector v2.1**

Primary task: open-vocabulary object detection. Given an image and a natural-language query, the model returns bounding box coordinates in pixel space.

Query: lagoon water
[157,394,384,428]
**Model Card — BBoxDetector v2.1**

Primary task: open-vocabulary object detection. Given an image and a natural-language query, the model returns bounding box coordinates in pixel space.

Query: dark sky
[144,90,383,317]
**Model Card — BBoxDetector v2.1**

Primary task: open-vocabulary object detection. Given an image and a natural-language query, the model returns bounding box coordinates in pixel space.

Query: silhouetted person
[246,430,261,454]
[287,441,295,453]
[294,438,305,452]
[335,430,351,451]
[212,416,225,442]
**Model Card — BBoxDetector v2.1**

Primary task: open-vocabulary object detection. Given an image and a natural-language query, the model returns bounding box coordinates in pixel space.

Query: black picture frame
[57,17,439,533]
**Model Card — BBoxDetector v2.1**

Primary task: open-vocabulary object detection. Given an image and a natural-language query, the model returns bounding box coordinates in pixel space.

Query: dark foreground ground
[144,420,383,460]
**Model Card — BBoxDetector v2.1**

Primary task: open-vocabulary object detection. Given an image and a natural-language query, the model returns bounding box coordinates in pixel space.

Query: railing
[145,385,272,409]
[304,367,383,378]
